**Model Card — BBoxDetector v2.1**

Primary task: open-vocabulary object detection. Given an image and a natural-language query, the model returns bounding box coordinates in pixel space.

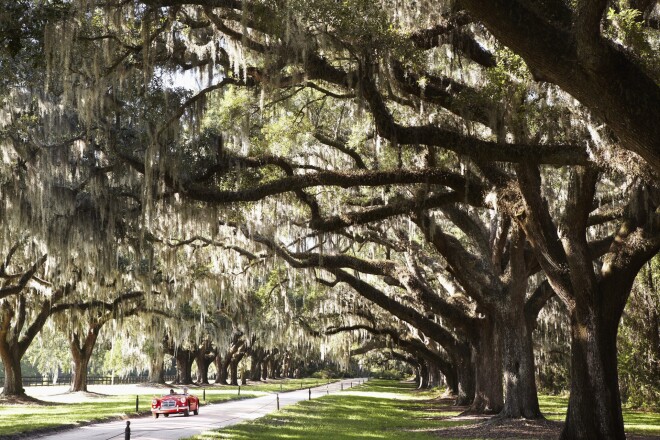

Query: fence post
[124,421,130,440]
[277,393,280,410]
[135,395,139,413]
[308,388,311,400]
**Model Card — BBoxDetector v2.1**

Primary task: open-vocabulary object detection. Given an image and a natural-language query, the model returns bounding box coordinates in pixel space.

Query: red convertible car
[151,392,200,418]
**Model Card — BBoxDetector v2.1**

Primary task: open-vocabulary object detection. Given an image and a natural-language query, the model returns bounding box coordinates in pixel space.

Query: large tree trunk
[467,318,503,413]
[499,308,541,418]
[560,310,625,440]
[0,350,24,397]
[69,326,101,392]
[70,353,91,392]
[445,367,459,395]
[418,362,429,389]
[229,352,245,386]
[281,352,291,378]
[428,363,440,388]
[175,350,194,384]
[148,349,165,384]
[195,342,214,385]
[454,356,474,406]
[250,360,262,381]
[261,352,271,380]
[249,350,264,381]
[0,287,70,397]
[215,353,229,385]
[196,357,211,385]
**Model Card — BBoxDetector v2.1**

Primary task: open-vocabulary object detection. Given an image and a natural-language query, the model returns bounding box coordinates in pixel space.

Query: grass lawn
[186,379,466,440]
[539,395,660,436]
[186,380,660,440]
[0,378,332,438]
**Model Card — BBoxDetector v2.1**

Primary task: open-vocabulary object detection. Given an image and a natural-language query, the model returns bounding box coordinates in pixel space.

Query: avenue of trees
[0,1,658,439]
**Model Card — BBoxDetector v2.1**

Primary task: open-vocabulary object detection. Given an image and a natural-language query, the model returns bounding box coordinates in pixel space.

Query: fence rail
[0,375,177,387]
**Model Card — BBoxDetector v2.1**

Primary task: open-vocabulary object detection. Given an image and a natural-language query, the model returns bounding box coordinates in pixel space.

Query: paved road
[35,378,369,440]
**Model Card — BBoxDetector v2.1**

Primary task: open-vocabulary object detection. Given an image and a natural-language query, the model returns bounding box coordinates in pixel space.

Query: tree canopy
[0,1,658,439]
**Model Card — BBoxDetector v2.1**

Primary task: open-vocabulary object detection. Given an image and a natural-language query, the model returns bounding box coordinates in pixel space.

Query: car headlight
[151,399,158,406]
[180,397,186,403]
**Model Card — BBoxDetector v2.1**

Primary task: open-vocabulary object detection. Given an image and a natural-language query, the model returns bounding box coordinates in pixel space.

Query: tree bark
[455,356,474,406]
[195,343,214,385]
[249,349,264,381]
[196,356,212,385]
[418,361,429,389]
[229,352,245,386]
[148,345,165,384]
[560,309,625,439]
[215,352,229,385]
[468,318,503,414]
[499,309,541,418]
[0,349,24,396]
[175,350,194,384]
[69,326,101,392]
[445,366,459,395]
[428,363,440,388]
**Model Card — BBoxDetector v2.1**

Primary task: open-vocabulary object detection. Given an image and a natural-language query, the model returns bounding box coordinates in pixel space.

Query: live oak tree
[57,291,147,392]
[512,166,659,439]
[0,280,77,397]
[2,2,658,438]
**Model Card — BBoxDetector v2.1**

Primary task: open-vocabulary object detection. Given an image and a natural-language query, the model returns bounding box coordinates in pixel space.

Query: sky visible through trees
[0,1,659,439]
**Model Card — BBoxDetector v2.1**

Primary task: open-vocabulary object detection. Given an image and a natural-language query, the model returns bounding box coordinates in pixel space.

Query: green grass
[3,380,658,439]
[186,379,467,440]
[188,383,660,439]
[539,394,660,435]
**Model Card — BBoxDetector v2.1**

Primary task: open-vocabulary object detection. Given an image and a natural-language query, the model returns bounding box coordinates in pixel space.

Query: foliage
[533,296,571,395]
[618,256,660,410]
[24,326,71,379]
[605,1,659,78]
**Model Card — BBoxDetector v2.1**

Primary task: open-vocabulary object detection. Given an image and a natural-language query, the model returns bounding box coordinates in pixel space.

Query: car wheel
[193,405,199,416]
[184,405,190,417]
[153,413,159,419]
[163,414,169,418]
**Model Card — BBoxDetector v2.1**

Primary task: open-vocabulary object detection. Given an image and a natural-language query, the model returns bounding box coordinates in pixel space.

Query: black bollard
[326,386,329,395]
[277,394,280,410]
[125,421,130,440]
[203,388,206,402]
[308,388,311,400]
[341,383,343,391]
[135,396,139,413]
[238,386,241,396]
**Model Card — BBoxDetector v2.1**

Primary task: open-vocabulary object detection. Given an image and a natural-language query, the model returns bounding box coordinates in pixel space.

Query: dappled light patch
[430,417,563,439]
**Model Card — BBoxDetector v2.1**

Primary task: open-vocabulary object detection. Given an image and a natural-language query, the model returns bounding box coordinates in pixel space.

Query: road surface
[35,378,368,440]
